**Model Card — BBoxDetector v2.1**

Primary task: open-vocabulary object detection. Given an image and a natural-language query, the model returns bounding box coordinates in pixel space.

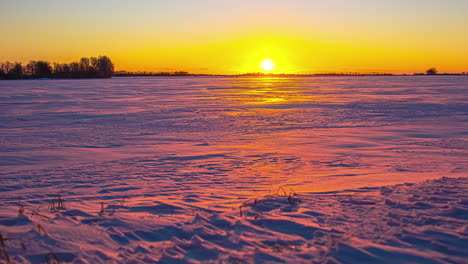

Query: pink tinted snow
[0,177,466,263]
[0,76,467,263]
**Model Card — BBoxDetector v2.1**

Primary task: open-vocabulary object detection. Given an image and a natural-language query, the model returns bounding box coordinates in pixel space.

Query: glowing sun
[260,59,275,72]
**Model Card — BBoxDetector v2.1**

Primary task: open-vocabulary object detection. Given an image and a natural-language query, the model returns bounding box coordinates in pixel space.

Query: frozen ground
[0,177,466,263]
[0,76,467,263]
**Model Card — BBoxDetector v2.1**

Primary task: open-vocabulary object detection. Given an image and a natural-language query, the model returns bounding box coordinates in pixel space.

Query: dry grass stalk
[48,194,65,212]
[44,252,60,264]
[18,204,25,217]
[57,194,65,210]
[0,232,27,264]
[36,224,48,236]
[278,187,288,196]
[0,233,13,264]
[184,209,199,216]
[288,193,300,206]
[99,202,105,216]
[27,209,51,220]
[120,195,129,206]
[48,201,57,213]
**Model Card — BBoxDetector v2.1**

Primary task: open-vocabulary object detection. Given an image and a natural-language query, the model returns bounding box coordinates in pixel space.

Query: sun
[260,59,275,72]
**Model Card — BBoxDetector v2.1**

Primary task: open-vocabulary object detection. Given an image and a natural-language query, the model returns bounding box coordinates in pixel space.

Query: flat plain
[0,76,467,263]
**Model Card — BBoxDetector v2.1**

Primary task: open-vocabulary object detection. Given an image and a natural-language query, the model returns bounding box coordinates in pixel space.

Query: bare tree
[7,62,23,79]
[95,56,114,78]
[26,61,52,78]
[0,56,115,79]
[79,57,93,75]
[69,62,80,77]
[426,68,438,75]
[2,61,14,75]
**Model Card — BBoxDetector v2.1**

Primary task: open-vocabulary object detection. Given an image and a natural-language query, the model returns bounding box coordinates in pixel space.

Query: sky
[1,0,467,74]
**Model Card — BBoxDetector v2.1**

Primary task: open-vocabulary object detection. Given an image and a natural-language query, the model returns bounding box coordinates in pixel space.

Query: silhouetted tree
[0,63,6,79]
[53,63,72,78]
[69,62,80,77]
[26,61,52,78]
[95,56,114,78]
[79,57,92,74]
[1,62,14,76]
[426,68,438,75]
[53,63,62,77]
[61,63,71,78]
[1,56,115,80]
[7,62,23,79]
[173,71,189,76]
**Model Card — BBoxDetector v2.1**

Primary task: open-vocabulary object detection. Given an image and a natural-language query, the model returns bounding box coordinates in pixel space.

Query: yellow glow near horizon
[260,59,275,72]
[1,1,468,74]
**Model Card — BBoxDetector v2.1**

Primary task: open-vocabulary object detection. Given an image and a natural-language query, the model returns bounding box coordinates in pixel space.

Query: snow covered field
[0,76,467,263]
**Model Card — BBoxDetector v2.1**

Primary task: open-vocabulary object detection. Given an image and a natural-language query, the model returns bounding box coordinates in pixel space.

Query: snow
[1,177,466,263]
[0,76,467,263]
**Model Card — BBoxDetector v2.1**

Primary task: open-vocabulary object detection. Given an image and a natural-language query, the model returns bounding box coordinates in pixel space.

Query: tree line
[0,56,114,80]
[114,70,192,77]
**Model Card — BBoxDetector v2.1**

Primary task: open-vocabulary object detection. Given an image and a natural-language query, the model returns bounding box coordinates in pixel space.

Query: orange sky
[1,0,467,74]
